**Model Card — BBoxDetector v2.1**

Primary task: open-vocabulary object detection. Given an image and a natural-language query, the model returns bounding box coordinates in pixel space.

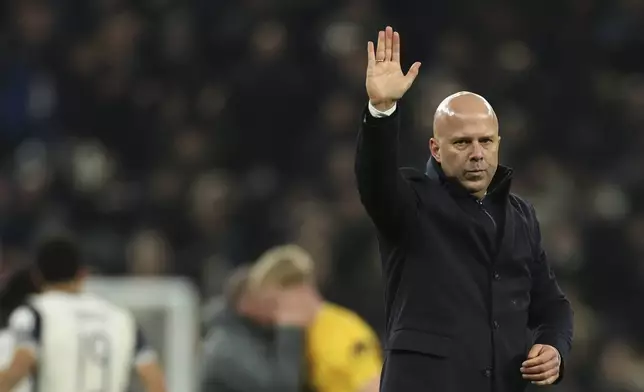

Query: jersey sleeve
[132,325,158,367]
[343,319,383,391]
[7,305,41,357]
[314,316,383,392]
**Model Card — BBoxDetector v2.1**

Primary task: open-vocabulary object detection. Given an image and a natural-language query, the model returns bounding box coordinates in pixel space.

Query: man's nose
[470,142,484,160]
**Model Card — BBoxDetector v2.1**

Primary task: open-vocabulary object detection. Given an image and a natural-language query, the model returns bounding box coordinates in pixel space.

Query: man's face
[430,121,500,197]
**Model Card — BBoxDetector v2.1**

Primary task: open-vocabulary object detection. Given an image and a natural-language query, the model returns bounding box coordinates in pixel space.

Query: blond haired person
[200,265,310,392]
[251,245,382,392]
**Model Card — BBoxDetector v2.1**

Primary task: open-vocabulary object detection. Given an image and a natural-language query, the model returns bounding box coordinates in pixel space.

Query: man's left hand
[520,344,561,386]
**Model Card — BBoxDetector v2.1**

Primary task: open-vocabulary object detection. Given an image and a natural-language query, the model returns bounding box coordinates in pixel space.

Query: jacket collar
[425,157,513,201]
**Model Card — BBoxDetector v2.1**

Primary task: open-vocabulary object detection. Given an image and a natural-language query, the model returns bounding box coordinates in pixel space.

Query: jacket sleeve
[201,326,305,392]
[526,204,574,383]
[355,105,418,241]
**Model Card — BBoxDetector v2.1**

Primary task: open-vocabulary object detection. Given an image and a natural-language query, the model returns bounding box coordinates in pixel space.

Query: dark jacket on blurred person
[200,299,306,392]
[355,106,574,392]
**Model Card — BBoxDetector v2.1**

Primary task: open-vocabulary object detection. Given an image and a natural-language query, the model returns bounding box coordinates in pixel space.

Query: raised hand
[366,26,421,112]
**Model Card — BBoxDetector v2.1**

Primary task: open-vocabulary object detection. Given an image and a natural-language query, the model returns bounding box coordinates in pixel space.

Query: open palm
[366,26,421,110]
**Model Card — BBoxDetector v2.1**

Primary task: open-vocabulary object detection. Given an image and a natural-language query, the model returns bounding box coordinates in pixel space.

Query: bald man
[354,26,573,392]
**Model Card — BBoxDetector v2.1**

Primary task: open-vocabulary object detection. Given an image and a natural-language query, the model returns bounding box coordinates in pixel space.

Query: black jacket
[355,106,573,392]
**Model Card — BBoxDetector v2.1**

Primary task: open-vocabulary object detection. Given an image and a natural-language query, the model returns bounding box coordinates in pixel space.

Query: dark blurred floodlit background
[2,0,644,390]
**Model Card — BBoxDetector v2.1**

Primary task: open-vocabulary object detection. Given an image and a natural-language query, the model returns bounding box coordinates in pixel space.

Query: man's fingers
[392,31,401,63]
[521,357,548,368]
[521,357,559,375]
[533,374,560,386]
[526,344,543,360]
[522,350,556,368]
[384,26,393,62]
[522,366,559,381]
[376,30,385,61]
[523,368,559,382]
[367,41,376,70]
[521,349,560,385]
[524,367,560,383]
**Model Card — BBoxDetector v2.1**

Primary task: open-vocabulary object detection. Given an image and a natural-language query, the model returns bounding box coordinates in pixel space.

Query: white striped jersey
[0,328,32,392]
[7,290,158,392]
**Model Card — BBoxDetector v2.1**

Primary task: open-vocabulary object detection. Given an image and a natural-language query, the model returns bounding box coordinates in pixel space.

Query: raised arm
[355,26,421,240]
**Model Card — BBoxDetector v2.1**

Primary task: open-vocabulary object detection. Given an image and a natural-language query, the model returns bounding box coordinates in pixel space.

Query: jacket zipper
[477,199,497,231]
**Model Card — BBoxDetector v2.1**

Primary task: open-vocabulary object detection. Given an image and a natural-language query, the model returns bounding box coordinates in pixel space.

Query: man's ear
[429,138,441,162]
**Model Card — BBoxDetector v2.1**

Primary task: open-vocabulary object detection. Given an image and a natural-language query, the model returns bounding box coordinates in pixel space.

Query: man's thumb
[527,344,544,359]
[405,62,422,84]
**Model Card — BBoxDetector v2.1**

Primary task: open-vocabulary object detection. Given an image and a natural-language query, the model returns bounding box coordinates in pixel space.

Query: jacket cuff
[362,104,400,129]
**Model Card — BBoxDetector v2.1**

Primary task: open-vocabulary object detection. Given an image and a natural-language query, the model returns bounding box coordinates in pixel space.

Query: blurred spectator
[200,265,309,392]
[257,245,382,392]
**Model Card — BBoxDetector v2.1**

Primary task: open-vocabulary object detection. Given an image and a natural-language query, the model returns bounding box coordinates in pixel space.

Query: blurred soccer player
[0,236,166,392]
[251,245,383,392]
[0,266,39,392]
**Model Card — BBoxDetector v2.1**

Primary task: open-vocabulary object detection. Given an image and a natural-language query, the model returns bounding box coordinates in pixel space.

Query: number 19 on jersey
[77,331,112,392]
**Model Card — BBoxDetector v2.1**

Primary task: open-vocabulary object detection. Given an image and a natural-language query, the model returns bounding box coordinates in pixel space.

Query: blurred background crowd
[2,0,644,390]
